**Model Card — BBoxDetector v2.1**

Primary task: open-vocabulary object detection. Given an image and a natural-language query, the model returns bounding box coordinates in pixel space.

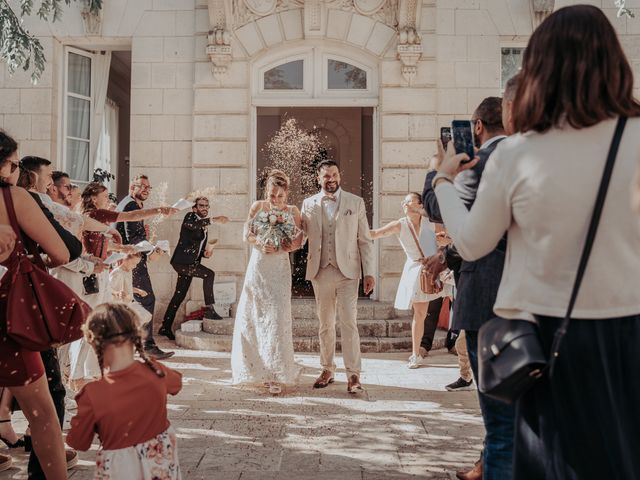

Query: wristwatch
[438,246,447,265]
[431,172,455,189]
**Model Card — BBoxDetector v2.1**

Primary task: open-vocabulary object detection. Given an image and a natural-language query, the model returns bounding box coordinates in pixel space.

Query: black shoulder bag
[477,117,626,404]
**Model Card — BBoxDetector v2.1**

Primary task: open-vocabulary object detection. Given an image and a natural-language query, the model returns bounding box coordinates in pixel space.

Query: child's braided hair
[83,303,165,378]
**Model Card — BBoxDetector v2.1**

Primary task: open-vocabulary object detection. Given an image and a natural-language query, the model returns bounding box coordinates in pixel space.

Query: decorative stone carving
[81,0,103,36]
[244,0,278,16]
[396,0,421,84]
[306,0,321,31]
[354,0,386,16]
[207,29,233,81]
[531,0,554,28]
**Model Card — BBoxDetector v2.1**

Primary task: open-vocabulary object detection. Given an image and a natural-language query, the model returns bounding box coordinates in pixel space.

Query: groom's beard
[322,181,339,193]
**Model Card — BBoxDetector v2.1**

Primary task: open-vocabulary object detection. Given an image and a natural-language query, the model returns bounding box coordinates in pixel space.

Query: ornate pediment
[206,0,423,83]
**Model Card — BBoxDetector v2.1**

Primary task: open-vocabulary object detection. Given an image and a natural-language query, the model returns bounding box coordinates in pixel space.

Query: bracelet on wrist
[432,172,455,189]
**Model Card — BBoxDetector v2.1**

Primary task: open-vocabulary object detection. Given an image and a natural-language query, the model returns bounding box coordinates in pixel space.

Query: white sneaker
[407,354,423,369]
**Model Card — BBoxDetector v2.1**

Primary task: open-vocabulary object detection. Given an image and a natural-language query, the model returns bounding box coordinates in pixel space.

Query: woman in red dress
[0,131,70,479]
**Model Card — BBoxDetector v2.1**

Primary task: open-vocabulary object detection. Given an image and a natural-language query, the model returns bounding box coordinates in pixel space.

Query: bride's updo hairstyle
[264,169,289,199]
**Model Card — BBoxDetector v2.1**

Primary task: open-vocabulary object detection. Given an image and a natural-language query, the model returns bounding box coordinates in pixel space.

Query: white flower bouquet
[251,208,297,249]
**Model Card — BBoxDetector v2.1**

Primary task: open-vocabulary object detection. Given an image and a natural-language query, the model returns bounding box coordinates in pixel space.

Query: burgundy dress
[0,187,45,386]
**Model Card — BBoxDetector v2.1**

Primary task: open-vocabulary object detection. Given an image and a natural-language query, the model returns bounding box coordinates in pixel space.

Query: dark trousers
[420,296,444,351]
[514,315,640,480]
[466,330,515,480]
[28,349,65,479]
[133,257,156,348]
[162,263,215,330]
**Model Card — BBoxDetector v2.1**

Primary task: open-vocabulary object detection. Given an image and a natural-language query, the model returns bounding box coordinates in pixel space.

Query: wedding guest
[0,131,70,480]
[67,303,182,479]
[79,182,177,370]
[422,96,510,480]
[370,193,445,368]
[160,197,229,340]
[116,175,174,359]
[434,6,640,478]
[110,252,153,327]
[445,330,474,392]
[15,156,85,475]
[68,183,81,210]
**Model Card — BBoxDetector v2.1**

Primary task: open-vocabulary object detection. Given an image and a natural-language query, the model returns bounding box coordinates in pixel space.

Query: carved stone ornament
[81,0,103,36]
[244,0,278,16]
[531,0,554,28]
[207,29,233,81]
[397,43,421,85]
[353,0,386,16]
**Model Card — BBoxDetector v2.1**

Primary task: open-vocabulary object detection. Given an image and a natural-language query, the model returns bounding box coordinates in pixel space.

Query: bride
[231,170,303,393]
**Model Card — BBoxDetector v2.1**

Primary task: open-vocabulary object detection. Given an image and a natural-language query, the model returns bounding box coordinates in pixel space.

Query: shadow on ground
[1,348,484,480]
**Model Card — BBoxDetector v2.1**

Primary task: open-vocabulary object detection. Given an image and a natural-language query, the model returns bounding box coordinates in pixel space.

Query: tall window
[65,49,93,182]
[501,47,524,90]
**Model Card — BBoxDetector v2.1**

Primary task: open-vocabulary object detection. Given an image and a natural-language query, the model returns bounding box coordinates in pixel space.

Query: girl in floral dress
[66,303,182,479]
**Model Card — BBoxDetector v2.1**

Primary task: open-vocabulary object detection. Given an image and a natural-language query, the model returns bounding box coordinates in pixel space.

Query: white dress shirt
[321,187,342,220]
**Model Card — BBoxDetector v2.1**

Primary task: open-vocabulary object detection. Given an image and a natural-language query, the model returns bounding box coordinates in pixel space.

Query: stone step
[188,298,400,321]
[202,317,413,338]
[175,330,447,354]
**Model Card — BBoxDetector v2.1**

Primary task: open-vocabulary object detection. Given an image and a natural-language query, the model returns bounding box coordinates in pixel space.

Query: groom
[301,159,375,394]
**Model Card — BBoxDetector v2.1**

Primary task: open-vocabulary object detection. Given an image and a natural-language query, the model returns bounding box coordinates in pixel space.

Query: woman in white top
[432,6,640,479]
[370,193,444,368]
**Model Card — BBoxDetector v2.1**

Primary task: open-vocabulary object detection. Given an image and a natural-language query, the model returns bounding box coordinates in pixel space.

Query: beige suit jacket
[301,190,374,281]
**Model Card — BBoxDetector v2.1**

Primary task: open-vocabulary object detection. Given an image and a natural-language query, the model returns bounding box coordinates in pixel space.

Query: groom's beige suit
[301,189,374,375]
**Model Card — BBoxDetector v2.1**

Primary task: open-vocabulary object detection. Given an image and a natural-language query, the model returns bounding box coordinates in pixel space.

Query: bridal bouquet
[251,209,297,249]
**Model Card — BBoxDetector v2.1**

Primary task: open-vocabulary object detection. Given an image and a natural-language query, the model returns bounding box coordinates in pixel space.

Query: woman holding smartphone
[370,192,446,369]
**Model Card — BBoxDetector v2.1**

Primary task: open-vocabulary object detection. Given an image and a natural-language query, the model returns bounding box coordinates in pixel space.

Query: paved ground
[1,345,484,479]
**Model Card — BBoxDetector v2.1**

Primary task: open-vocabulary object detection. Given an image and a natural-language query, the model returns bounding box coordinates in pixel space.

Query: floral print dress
[95,429,180,480]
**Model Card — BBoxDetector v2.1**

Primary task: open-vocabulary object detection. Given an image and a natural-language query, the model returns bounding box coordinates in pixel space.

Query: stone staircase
[175,299,446,353]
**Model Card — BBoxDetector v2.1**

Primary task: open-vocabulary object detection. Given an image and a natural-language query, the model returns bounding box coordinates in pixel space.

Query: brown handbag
[3,188,91,351]
[406,218,443,295]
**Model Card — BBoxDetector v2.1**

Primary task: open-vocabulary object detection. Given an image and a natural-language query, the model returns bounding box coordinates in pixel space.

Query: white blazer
[301,190,375,281]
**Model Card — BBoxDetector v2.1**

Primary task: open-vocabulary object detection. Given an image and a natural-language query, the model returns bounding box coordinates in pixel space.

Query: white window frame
[500,44,526,92]
[63,46,95,184]
[321,53,374,97]
[253,44,378,106]
[257,52,313,98]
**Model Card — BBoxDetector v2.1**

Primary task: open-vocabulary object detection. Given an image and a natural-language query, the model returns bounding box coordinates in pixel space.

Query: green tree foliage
[0,0,102,83]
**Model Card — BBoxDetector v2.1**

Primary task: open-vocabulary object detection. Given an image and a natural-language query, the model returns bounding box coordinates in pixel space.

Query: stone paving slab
[0,345,483,480]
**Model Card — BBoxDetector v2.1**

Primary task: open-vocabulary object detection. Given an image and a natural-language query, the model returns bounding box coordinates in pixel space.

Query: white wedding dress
[231,208,302,386]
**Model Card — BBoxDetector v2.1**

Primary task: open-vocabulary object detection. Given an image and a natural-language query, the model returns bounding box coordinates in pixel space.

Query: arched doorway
[256,106,374,296]
[253,45,378,297]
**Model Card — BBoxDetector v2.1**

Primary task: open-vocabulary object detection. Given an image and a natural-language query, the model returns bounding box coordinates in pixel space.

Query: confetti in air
[263,118,324,197]
[145,182,169,243]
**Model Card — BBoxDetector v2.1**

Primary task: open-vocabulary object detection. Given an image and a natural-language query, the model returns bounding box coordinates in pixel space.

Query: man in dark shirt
[421,97,513,480]
[159,197,229,340]
[116,174,173,359]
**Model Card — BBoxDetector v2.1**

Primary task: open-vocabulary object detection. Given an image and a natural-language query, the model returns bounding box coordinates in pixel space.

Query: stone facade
[1,0,639,318]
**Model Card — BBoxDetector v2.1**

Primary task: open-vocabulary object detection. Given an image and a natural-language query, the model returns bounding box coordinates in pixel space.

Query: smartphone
[440,127,452,149]
[451,120,475,163]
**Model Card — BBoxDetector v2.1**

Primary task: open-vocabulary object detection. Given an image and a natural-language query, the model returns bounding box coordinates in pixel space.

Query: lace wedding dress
[231,209,302,386]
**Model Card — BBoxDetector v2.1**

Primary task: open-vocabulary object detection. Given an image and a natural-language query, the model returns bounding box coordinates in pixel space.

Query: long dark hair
[0,131,18,187]
[513,5,640,133]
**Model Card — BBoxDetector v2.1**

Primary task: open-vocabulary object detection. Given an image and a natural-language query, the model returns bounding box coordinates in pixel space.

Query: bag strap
[549,116,627,374]
[2,187,21,238]
[406,217,426,260]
